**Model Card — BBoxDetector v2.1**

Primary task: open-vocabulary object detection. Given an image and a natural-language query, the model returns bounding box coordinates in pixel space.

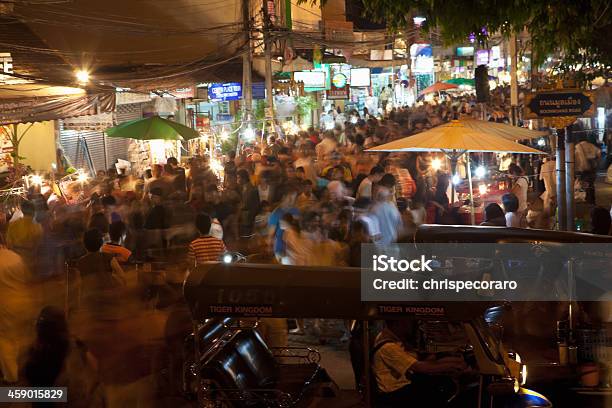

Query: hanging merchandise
[313,45,322,68]
[284,45,295,64]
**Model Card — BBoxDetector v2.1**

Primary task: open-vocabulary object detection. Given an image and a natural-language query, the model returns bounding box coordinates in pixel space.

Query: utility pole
[263,1,274,118]
[565,128,575,230]
[509,32,518,126]
[242,0,253,115]
[556,128,567,231]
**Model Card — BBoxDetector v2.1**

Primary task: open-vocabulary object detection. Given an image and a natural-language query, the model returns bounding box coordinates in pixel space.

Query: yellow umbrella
[368,120,545,154]
[367,120,545,224]
[460,117,548,141]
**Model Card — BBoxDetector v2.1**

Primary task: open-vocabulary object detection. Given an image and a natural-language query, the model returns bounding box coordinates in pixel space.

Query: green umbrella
[106,116,200,141]
[444,78,475,87]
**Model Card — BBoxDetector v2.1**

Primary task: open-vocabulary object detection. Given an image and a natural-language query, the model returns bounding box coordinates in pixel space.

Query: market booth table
[106,115,200,167]
[367,120,545,224]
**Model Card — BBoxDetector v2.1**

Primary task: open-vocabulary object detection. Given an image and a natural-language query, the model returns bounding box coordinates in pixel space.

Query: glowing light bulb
[219,129,229,141]
[478,184,487,195]
[431,158,442,171]
[77,172,89,183]
[210,158,223,174]
[452,174,461,185]
[75,70,90,84]
[243,126,255,140]
[413,16,426,26]
[537,138,546,147]
[475,165,486,178]
[30,175,43,185]
[223,253,233,264]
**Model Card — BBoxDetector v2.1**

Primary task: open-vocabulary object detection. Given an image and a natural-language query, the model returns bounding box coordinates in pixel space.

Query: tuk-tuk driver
[373,319,467,407]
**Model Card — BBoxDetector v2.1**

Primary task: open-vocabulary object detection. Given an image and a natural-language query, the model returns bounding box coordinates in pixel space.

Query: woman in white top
[509,163,529,213]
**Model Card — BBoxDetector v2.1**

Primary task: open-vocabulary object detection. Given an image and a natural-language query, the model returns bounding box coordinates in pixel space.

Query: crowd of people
[0,97,610,404]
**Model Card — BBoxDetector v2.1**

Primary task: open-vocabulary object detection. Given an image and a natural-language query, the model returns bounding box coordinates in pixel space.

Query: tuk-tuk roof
[410,225,612,244]
[184,263,496,321]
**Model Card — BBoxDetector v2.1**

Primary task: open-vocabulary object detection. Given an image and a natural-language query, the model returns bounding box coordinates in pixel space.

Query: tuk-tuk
[406,225,612,402]
[183,261,553,407]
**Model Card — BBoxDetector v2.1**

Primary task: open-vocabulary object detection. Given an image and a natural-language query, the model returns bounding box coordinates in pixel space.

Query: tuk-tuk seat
[183,317,238,398]
[200,317,236,349]
[200,329,328,407]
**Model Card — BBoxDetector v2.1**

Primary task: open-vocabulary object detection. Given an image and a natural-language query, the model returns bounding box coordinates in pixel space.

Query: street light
[75,69,90,84]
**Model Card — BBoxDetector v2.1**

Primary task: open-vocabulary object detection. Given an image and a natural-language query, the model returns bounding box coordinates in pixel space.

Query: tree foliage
[302,0,611,79]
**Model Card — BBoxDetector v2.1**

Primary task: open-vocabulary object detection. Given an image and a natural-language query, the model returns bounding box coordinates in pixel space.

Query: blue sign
[209,82,242,102]
[252,82,266,100]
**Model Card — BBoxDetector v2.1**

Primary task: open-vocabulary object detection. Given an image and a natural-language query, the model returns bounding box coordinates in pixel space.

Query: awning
[0,84,116,125]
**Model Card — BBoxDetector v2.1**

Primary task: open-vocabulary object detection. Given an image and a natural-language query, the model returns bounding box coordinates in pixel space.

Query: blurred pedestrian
[0,242,36,383]
[19,306,106,407]
[101,221,132,263]
[187,213,227,266]
[6,200,43,265]
[74,229,127,320]
[575,138,601,205]
[372,187,402,245]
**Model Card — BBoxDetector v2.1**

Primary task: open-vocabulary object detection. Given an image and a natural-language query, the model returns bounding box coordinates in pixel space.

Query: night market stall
[106,115,200,173]
[367,120,545,224]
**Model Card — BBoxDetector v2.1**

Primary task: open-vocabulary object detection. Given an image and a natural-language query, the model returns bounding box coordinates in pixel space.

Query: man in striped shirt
[187,213,227,266]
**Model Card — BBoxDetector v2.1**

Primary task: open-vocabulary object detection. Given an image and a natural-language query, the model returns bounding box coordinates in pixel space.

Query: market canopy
[0,85,116,126]
[367,120,545,225]
[366,120,545,154]
[419,82,458,95]
[460,118,549,141]
[106,115,199,141]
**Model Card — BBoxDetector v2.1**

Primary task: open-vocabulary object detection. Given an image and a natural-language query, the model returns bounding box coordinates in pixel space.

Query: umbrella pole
[449,150,457,204]
[467,153,475,225]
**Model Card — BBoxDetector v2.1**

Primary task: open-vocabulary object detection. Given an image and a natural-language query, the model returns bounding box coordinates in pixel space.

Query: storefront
[59,101,146,176]
[0,85,116,176]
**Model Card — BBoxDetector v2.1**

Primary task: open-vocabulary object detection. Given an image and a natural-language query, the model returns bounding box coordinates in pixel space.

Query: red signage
[195,115,210,130]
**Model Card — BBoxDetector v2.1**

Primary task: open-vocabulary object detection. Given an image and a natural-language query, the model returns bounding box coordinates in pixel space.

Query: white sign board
[294,71,326,89]
[350,68,371,87]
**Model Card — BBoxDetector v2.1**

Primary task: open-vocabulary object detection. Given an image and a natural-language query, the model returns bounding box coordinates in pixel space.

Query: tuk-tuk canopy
[184,263,496,322]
